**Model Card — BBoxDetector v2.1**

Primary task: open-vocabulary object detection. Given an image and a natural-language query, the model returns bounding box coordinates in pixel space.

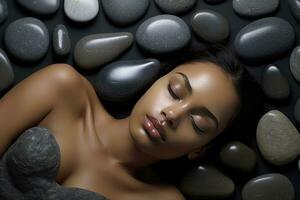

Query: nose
[160,102,189,128]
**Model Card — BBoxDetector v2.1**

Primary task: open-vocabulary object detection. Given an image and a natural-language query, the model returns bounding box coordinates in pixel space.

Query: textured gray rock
[4,17,49,62]
[154,0,197,15]
[219,141,257,173]
[256,110,300,165]
[180,164,235,199]
[102,0,149,26]
[0,49,14,91]
[0,0,8,24]
[17,0,60,15]
[289,0,300,22]
[261,65,290,100]
[52,24,71,57]
[290,46,300,82]
[74,32,133,70]
[233,0,279,17]
[136,14,191,54]
[293,97,300,124]
[64,0,99,22]
[234,17,295,62]
[191,9,229,42]
[95,59,161,101]
[242,173,295,200]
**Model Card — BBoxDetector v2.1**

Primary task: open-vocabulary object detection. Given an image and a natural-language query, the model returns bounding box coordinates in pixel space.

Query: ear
[187,146,208,160]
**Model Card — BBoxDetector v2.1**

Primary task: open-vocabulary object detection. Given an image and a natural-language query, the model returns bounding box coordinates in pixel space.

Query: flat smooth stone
[180,164,235,199]
[261,65,290,100]
[64,0,99,22]
[219,141,257,173]
[4,17,49,62]
[0,49,14,91]
[233,0,279,17]
[52,24,71,57]
[293,97,300,124]
[290,46,300,82]
[95,59,160,101]
[0,0,8,24]
[191,9,230,42]
[289,0,300,22]
[17,0,60,15]
[102,0,149,26]
[256,110,300,165]
[242,173,294,200]
[204,0,226,4]
[136,14,191,54]
[74,32,133,70]
[234,17,295,62]
[154,0,197,15]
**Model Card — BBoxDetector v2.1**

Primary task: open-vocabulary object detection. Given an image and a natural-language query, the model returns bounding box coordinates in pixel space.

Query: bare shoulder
[150,184,186,200]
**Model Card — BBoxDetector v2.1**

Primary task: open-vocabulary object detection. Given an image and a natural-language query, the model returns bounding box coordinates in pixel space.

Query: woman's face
[129,61,239,160]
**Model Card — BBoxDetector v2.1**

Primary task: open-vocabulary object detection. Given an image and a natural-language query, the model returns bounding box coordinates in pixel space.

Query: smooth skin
[0,62,239,200]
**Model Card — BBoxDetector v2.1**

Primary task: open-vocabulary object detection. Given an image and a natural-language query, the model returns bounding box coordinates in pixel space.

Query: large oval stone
[219,141,257,173]
[136,15,191,54]
[64,0,99,22]
[154,0,197,15]
[0,0,8,24]
[74,32,133,70]
[95,59,160,101]
[52,24,71,57]
[0,49,14,91]
[191,9,230,43]
[17,0,60,15]
[290,46,300,82]
[102,0,149,26]
[234,17,295,62]
[256,110,300,165]
[289,0,300,22]
[180,164,235,199]
[261,65,290,100]
[242,173,295,200]
[233,0,279,18]
[4,17,49,62]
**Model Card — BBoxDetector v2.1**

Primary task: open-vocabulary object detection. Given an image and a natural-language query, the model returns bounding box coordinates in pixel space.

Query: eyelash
[168,83,180,100]
[190,115,205,134]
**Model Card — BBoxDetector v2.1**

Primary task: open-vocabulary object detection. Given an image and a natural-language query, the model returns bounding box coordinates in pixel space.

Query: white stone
[64,0,99,22]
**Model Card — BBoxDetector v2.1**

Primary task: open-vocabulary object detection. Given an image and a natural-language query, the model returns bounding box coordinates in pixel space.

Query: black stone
[0,0,8,24]
[0,49,14,91]
[154,0,197,15]
[289,0,300,22]
[53,24,71,57]
[17,0,60,15]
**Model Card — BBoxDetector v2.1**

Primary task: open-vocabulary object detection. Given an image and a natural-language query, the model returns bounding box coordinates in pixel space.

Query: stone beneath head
[290,46,300,82]
[17,0,60,15]
[0,49,14,92]
[0,0,8,24]
[154,0,197,15]
[256,110,300,165]
[64,0,99,22]
[53,24,71,57]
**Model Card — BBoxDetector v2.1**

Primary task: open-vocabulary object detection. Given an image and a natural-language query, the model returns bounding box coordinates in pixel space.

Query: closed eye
[168,83,180,100]
[190,115,205,134]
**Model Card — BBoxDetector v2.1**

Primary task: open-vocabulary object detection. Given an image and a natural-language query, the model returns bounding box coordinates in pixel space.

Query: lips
[143,115,166,141]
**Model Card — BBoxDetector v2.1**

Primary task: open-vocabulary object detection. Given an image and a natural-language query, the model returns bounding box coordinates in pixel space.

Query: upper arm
[0,63,81,158]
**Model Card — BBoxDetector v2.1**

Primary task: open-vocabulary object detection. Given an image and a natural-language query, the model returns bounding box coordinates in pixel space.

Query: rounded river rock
[289,0,300,22]
[17,0,60,15]
[52,24,71,57]
[0,0,8,24]
[233,0,279,18]
[64,0,99,22]
[154,0,197,15]
[0,49,14,91]
[290,46,300,82]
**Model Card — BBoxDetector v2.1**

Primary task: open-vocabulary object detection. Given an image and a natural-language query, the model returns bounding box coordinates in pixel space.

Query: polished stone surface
[52,24,71,57]
[17,0,60,15]
[4,17,49,62]
[180,164,235,199]
[95,59,160,101]
[136,14,191,54]
[0,0,8,24]
[154,0,197,15]
[261,65,290,100]
[102,0,149,26]
[0,49,14,92]
[289,0,300,22]
[257,110,300,165]
[191,9,229,42]
[234,17,295,62]
[242,173,295,200]
[64,0,99,22]
[219,141,257,173]
[233,0,279,17]
[74,32,133,70]
[290,46,300,82]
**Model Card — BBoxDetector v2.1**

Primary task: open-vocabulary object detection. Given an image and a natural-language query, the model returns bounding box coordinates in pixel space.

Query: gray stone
[261,65,290,100]
[74,32,133,70]
[204,0,226,4]
[290,46,300,82]
[136,14,191,54]
[64,0,99,22]
[0,49,14,91]
[4,17,49,62]
[191,9,230,43]
[95,59,160,101]
[102,0,149,26]
[0,0,8,24]
[219,141,257,173]
[293,97,300,124]
[52,24,71,57]
[234,17,295,62]
[180,164,235,199]
[289,0,300,22]
[154,0,196,15]
[242,173,295,200]
[256,110,300,165]
[233,0,279,17]
[17,0,60,15]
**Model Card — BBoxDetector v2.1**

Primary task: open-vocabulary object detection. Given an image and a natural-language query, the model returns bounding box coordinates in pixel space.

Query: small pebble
[52,24,71,57]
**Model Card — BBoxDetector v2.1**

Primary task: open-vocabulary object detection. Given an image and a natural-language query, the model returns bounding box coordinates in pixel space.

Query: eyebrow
[175,72,219,130]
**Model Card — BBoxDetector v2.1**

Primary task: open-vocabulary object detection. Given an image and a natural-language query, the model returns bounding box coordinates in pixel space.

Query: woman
[0,45,260,200]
